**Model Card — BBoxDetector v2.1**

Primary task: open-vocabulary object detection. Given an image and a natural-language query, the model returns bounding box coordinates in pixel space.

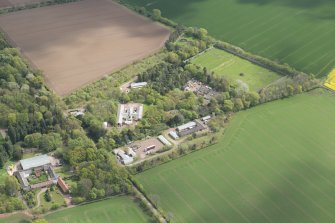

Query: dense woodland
[0,33,132,210]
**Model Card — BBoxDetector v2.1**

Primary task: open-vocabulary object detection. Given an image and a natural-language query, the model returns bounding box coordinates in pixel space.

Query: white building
[176,121,197,132]
[169,131,179,140]
[126,147,137,157]
[201,115,211,124]
[117,103,144,127]
[115,150,134,165]
[158,135,172,146]
[130,82,147,89]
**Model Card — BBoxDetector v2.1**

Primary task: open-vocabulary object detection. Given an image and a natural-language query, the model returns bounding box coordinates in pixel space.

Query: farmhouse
[130,82,148,89]
[117,103,144,127]
[15,155,57,190]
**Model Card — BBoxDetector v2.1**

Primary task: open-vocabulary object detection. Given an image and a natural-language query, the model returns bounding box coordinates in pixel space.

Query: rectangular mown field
[0,0,170,95]
[136,89,335,223]
[192,48,280,91]
[124,0,335,77]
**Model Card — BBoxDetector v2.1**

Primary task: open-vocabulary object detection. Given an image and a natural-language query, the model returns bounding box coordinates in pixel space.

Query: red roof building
[57,177,69,193]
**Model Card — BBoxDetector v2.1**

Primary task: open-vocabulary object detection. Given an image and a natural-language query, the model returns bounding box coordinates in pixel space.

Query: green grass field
[135,89,335,223]
[124,0,335,77]
[45,196,151,223]
[0,214,31,223]
[38,190,66,211]
[192,48,280,90]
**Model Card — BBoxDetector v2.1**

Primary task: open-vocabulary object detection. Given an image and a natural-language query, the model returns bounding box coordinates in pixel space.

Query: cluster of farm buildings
[14,155,69,193]
[184,79,218,104]
[114,116,211,165]
[66,80,213,166]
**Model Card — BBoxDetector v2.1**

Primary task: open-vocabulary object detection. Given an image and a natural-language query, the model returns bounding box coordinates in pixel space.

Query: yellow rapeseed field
[324,69,335,91]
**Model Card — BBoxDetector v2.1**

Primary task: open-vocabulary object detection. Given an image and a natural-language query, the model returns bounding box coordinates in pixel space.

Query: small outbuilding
[169,131,179,140]
[130,82,147,89]
[58,177,69,193]
[158,135,172,146]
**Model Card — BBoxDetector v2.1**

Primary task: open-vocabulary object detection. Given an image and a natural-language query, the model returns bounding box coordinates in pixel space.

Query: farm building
[114,149,134,165]
[126,147,137,157]
[158,135,172,146]
[176,120,206,137]
[184,79,218,104]
[169,131,179,140]
[58,176,69,193]
[117,103,144,127]
[177,122,197,132]
[15,155,57,190]
[20,154,51,171]
[130,82,147,89]
[68,109,85,117]
[201,115,211,124]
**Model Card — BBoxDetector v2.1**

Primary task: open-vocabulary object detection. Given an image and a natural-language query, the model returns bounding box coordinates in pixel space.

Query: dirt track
[0,0,170,95]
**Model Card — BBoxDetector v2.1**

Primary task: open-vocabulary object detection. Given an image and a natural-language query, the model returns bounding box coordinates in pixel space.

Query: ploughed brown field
[0,0,170,95]
[0,0,44,8]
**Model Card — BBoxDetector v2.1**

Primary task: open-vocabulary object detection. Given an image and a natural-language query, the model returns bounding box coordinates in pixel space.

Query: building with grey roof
[176,121,197,132]
[158,135,172,146]
[169,131,179,140]
[16,154,57,190]
[130,82,147,89]
[20,154,51,171]
[177,120,206,137]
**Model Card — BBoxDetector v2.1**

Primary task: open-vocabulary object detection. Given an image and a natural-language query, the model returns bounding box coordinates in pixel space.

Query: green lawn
[124,0,335,77]
[0,160,14,185]
[0,214,31,223]
[135,89,335,223]
[27,173,48,185]
[39,190,66,211]
[192,48,280,90]
[45,196,152,223]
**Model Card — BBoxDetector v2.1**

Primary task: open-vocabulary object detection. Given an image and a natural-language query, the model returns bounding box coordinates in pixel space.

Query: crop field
[0,0,170,96]
[192,48,280,90]
[324,69,335,91]
[136,89,335,223]
[45,196,151,223]
[124,0,335,77]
